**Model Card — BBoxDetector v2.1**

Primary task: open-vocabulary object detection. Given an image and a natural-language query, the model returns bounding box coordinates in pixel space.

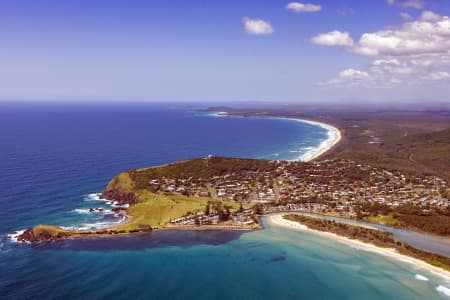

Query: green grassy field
[366,215,398,226]
[116,191,251,230]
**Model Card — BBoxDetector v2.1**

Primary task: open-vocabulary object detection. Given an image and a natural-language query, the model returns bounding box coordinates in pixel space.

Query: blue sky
[1,0,450,103]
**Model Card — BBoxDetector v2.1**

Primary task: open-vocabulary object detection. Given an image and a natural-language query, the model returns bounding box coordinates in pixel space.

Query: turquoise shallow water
[2,217,448,299]
[0,104,449,299]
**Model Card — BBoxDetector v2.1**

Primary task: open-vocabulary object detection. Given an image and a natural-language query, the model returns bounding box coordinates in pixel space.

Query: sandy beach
[208,112,342,162]
[280,118,341,162]
[268,214,450,282]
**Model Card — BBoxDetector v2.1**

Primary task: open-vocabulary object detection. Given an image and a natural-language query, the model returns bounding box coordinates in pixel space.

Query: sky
[1,0,450,103]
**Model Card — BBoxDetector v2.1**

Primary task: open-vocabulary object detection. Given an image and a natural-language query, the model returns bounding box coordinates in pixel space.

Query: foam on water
[436,285,450,297]
[85,193,103,201]
[7,229,26,243]
[64,215,127,231]
[74,208,99,214]
[415,274,429,281]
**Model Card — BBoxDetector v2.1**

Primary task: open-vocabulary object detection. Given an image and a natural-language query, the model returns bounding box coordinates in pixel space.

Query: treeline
[204,201,233,222]
[284,214,450,271]
[356,203,450,236]
[129,157,276,189]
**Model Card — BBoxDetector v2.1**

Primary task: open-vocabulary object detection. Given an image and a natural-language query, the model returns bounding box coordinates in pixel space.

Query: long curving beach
[280,118,341,162]
[208,112,342,162]
[268,214,450,283]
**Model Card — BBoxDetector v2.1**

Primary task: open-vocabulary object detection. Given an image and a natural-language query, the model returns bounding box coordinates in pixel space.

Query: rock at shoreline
[17,225,71,243]
[100,188,138,205]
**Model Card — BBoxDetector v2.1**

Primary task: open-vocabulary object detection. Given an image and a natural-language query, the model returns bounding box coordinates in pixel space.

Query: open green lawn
[116,191,252,230]
[366,214,398,226]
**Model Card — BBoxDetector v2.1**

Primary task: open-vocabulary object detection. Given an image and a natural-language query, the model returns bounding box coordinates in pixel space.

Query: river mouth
[265,212,450,258]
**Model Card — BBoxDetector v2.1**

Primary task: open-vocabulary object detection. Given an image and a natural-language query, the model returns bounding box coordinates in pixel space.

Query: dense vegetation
[355,203,450,236]
[128,156,276,189]
[285,214,450,271]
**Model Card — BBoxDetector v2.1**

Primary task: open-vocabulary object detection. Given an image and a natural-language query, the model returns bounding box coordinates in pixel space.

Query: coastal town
[146,158,450,228]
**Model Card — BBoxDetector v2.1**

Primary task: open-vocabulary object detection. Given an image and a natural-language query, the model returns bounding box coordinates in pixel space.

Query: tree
[253,204,264,215]
[194,215,201,226]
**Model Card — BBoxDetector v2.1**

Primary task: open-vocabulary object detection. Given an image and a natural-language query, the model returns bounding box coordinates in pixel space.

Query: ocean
[0,103,448,299]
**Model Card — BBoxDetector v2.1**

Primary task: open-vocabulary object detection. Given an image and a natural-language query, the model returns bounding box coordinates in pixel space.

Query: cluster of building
[169,208,255,227]
[150,159,449,221]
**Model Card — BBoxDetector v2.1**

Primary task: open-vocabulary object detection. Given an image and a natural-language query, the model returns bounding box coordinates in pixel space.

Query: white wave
[73,208,92,214]
[207,112,228,117]
[86,193,102,201]
[7,229,26,243]
[436,285,450,297]
[415,274,429,281]
[64,215,127,232]
[73,208,109,214]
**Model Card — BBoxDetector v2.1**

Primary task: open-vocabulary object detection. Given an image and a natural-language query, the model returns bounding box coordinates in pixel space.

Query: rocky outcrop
[17,226,71,243]
[100,188,138,205]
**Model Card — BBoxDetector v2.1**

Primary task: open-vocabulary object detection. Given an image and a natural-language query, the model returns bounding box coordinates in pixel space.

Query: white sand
[207,112,341,162]
[269,214,450,281]
[276,118,341,162]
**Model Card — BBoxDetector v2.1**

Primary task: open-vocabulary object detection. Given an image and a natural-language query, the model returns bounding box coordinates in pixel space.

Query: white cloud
[339,69,370,79]
[400,12,413,20]
[387,0,425,10]
[373,59,401,66]
[319,69,371,86]
[399,0,425,10]
[286,2,322,12]
[313,11,450,87]
[421,10,442,22]
[424,71,450,80]
[242,17,274,35]
[311,31,354,47]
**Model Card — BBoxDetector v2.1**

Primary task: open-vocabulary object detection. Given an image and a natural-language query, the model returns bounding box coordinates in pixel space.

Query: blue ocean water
[0,103,448,299]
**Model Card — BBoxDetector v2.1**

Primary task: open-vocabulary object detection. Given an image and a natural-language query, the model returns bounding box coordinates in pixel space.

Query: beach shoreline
[207,112,342,162]
[275,117,341,162]
[268,214,450,282]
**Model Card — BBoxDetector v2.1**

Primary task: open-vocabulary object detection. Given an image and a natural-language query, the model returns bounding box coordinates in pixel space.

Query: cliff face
[100,189,138,205]
[101,172,138,205]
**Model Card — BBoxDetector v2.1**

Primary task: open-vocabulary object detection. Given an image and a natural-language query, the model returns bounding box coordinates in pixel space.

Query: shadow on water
[13,230,246,252]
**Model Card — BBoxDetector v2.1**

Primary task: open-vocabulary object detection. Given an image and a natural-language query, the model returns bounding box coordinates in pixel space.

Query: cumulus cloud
[399,0,425,10]
[314,11,450,87]
[387,0,425,10]
[386,0,426,10]
[424,71,450,80]
[400,12,413,20]
[286,2,322,12]
[319,68,371,86]
[311,31,354,47]
[242,17,274,35]
[340,69,370,79]
[421,10,442,22]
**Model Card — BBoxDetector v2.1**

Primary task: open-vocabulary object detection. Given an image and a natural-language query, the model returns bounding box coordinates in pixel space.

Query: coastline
[276,117,341,162]
[207,112,342,162]
[268,214,450,282]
